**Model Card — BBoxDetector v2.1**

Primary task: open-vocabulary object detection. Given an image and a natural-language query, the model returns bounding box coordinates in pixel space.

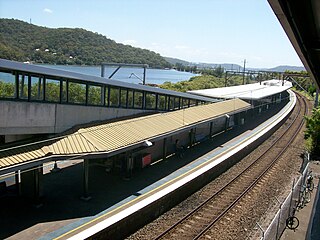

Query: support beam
[162,138,167,160]
[21,165,43,206]
[225,114,230,131]
[81,159,91,201]
[189,128,195,147]
[34,166,42,206]
[125,153,134,180]
[15,170,21,196]
[108,66,121,79]
[100,63,149,84]
[143,66,146,85]
[209,122,213,139]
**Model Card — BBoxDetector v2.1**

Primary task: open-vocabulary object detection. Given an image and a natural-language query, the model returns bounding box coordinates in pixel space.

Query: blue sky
[0,0,303,68]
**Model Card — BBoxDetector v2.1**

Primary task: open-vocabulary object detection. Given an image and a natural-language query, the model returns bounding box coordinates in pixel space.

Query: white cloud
[43,8,53,14]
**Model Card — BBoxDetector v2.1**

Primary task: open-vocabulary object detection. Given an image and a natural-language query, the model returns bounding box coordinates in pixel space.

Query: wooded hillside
[0,19,171,68]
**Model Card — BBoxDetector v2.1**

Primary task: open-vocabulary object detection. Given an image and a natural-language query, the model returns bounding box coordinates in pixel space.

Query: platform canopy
[188,80,292,100]
[268,0,320,90]
[0,98,251,175]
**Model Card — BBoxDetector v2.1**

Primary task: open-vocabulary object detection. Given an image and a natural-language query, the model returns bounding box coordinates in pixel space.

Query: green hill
[0,19,171,68]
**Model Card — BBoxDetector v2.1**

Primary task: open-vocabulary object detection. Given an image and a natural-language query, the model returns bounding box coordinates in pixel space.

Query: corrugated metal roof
[188,80,292,100]
[0,98,250,173]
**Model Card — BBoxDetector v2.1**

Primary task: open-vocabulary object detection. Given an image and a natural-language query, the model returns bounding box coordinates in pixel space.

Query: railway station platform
[0,91,296,239]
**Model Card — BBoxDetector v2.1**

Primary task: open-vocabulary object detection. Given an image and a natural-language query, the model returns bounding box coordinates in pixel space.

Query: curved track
[154,93,308,240]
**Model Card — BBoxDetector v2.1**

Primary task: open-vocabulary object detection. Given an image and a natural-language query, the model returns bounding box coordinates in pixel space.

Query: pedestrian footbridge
[0,59,216,142]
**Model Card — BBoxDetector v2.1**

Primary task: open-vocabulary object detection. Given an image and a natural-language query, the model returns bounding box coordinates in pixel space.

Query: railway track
[154,93,308,240]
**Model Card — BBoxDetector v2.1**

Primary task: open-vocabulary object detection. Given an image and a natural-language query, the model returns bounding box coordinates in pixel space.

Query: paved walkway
[280,161,320,240]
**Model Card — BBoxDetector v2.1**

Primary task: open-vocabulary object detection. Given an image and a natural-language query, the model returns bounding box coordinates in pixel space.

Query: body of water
[41,65,198,85]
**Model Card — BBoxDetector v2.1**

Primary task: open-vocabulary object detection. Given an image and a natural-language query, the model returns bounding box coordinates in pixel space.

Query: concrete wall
[0,101,56,135]
[0,101,152,136]
[5,134,34,143]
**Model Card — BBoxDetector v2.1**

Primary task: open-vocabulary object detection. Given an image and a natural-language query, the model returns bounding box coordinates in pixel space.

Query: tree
[304,107,320,157]
[0,19,172,68]
[213,65,224,78]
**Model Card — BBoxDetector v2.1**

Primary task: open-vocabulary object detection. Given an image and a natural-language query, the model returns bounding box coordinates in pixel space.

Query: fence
[248,161,310,240]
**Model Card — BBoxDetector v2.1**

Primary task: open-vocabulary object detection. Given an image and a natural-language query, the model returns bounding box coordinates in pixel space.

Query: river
[41,65,197,85]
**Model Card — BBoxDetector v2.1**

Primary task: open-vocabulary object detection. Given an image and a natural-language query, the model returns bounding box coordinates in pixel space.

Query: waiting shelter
[0,98,250,200]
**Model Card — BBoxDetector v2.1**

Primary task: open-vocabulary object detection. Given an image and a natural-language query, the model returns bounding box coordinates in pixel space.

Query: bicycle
[286,202,299,230]
[306,171,314,192]
[297,184,311,209]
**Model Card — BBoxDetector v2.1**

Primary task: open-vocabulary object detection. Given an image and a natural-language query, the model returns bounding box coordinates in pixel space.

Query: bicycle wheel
[299,190,307,208]
[286,216,299,230]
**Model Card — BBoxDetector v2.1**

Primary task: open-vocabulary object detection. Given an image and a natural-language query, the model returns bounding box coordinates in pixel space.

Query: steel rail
[193,94,307,239]
[154,93,307,240]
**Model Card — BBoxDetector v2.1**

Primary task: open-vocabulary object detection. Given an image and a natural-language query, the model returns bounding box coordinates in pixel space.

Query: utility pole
[242,59,246,85]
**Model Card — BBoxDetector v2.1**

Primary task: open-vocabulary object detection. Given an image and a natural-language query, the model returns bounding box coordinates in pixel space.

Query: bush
[304,107,320,157]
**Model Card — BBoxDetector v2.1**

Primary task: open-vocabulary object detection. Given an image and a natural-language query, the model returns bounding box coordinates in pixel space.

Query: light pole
[242,59,246,85]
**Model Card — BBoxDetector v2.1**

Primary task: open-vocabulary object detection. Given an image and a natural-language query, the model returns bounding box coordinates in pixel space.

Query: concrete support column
[21,165,43,205]
[34,166,41,205]
[189,128,195,147]
[162,138,167,160]
[125,153,134,179]
[225,115,230,131]
[81,159,91,201]
[15,170,21,196]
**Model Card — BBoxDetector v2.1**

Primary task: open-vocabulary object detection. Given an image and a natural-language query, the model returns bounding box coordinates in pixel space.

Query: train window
[189,99,196,107]
[104,86,109,106]
[88,85,103,105]
[109,87,120,107]
[30,76,44,101]
[61,80,67,102]
[45,78,60,102]
[18,74,28,100]
[68,81,86,104]
[174,97,180,109]
[158,95,166,110]
[182,98,189,108]
[145,92,156,109]
[134,91,143,109]
[168,96,174,110]
[0,71,16,99]
[127,90,133,108]
[120,88,128,108]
